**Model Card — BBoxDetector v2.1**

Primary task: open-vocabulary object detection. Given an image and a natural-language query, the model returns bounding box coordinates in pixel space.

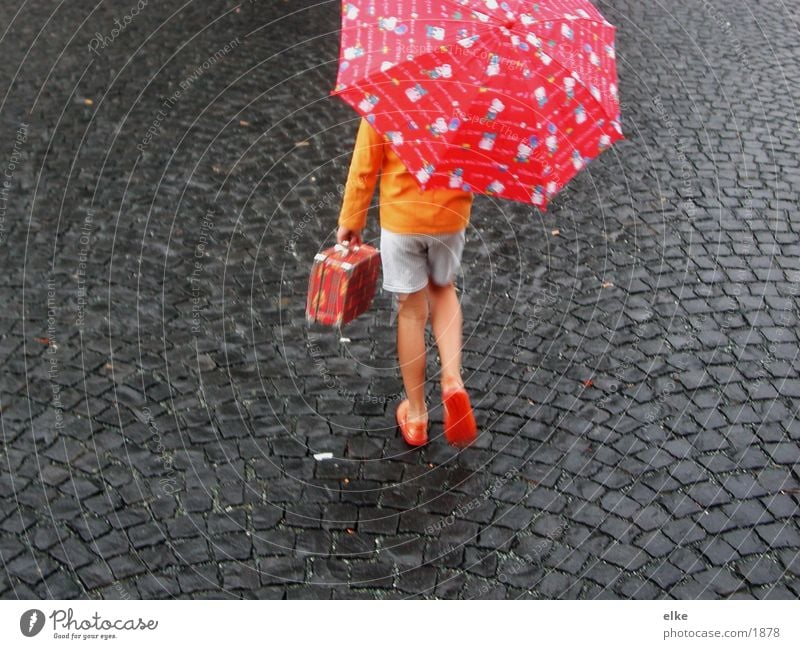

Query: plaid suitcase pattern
[306,243,381,326]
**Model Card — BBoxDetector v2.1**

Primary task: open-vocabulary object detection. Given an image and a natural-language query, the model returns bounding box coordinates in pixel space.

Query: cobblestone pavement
[1,0,799,600]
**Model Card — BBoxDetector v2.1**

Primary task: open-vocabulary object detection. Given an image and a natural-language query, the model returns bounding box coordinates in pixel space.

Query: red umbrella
[331,0,623,209]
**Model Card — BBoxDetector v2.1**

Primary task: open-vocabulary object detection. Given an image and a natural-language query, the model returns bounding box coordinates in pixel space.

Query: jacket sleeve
[338,118,383,231]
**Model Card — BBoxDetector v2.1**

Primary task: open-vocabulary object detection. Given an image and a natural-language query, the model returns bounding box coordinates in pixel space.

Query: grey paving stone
[737,556,788,587]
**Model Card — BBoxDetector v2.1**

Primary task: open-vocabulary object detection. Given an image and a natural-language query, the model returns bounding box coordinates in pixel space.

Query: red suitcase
[306,242,381,326]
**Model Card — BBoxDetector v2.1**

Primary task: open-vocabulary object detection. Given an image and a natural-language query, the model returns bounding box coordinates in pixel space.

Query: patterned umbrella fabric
[331,0,624,209]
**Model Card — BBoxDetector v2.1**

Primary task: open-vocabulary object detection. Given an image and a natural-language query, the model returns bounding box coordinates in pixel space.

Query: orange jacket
[338,119,473,235]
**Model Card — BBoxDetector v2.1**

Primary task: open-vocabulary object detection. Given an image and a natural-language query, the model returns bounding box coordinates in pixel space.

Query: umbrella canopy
[331,0,623,209]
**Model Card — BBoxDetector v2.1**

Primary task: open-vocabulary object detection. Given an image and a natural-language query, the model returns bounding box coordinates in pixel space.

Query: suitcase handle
[334,241,360,255]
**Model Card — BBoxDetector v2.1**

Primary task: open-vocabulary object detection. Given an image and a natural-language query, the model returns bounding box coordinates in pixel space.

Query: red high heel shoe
[442,387,477,447]
[396,399,428,446]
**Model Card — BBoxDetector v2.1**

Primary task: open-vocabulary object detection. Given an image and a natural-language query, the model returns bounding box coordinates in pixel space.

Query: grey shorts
[380,228,466,293]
